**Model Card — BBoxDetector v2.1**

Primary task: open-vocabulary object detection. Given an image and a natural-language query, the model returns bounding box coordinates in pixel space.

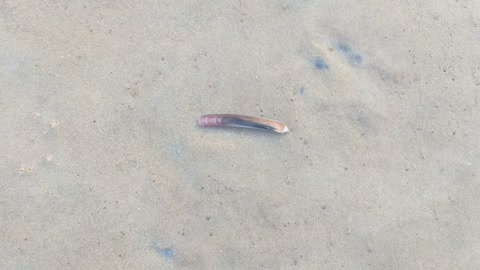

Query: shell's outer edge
[280,125,289,133]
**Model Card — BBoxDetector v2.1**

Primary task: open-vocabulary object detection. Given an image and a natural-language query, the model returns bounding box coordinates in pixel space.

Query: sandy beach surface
[1,1,479,269]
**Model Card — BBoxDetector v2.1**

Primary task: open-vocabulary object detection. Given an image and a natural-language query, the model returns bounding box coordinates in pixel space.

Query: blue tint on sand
[153,243,175,260]
[299,86,305,94]
[312,57,329,70]
[337,42,362,65]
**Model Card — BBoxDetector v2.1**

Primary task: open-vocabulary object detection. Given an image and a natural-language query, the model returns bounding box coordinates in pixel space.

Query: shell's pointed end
[281,125,289,133]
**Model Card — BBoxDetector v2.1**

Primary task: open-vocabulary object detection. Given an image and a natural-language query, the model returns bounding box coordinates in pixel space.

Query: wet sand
[1,1,479,269]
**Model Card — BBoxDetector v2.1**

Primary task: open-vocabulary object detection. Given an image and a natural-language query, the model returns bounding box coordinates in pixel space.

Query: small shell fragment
[198,114,289,133]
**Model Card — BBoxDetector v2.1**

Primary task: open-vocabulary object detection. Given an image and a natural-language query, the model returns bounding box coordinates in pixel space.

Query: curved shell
[198,114,289,134]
